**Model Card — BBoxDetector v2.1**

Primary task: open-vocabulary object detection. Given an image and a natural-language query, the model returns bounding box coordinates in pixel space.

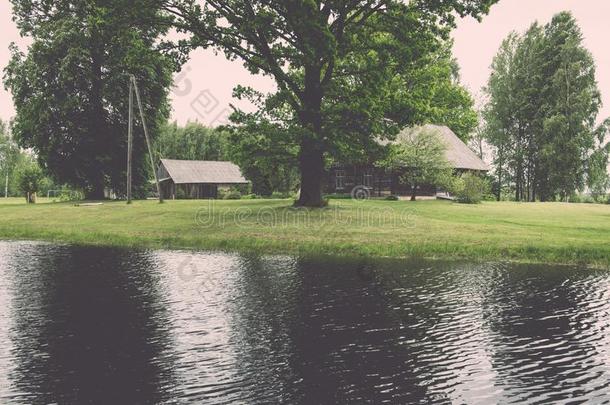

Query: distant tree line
[0,119,64,200]
[483,12,610,202]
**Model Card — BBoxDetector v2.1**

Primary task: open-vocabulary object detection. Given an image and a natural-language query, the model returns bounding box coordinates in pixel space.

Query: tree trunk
[25,192,36,204]
[496,151,503,202]
[87,24,108,201]
[410,184,417,201]
[294,65,325,207]
[296,139,324,207]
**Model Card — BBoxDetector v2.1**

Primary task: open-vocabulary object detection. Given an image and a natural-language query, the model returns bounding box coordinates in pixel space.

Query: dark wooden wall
[325,165,437,197]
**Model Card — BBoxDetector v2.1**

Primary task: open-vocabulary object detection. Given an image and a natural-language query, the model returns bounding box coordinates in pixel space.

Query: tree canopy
[483,12,608,201]
[5,0,173,199]
[0,119,23,197]
[155,121,229,162]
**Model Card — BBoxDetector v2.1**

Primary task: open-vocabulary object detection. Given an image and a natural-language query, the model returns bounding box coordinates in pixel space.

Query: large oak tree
[163,0,497,206]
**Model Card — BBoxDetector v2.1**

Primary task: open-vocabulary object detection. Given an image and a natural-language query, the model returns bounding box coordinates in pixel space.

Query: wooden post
[131,75,163,203]
[126,79,134,204]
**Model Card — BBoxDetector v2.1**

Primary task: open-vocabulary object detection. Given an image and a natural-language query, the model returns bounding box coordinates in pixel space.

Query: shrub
[568,193,582,203]
[58,190,83,202]
[223,191,242,200]
[244,193,258,199]
[452,173,490,204]
[325,193,352,200]
[176,187,187,199]
[384,195,399,201]
[17,164,44,203]
[568,194,597,204]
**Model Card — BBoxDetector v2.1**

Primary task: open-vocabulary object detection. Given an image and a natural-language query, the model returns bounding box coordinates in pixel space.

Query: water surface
[0,241,609,403]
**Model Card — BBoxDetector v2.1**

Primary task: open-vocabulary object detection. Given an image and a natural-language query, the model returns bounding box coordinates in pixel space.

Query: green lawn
[0,198,609,266]
[0,197,55,205]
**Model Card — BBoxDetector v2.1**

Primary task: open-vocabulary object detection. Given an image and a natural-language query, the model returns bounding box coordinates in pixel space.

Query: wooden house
[325,125,489,198]
[157,159,249,199]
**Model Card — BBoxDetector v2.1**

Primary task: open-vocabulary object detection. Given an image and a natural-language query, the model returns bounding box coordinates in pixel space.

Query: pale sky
[1,0,610,127]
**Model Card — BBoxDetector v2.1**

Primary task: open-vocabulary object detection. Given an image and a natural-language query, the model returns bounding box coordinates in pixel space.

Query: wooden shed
[157,159,249,199]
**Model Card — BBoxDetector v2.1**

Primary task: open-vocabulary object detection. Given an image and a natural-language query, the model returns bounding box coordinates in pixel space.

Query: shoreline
[0,236,607,270]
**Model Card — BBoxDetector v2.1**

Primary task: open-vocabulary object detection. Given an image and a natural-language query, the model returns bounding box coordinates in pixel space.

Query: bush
[175,187,187,199]
[325,193,352,200]
[244,193,258,199]
[568,194,598,204]
[57,190,83,202]
[452,173,490,204]
[223,191,242,200]
[384,195,399,201]
[16,164,44,203]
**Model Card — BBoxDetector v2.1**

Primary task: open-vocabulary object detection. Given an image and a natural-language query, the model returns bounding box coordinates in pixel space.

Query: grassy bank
[0,198,609,266]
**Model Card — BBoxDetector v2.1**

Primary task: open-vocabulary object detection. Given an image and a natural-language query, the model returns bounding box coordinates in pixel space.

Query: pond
[0,241,609,403]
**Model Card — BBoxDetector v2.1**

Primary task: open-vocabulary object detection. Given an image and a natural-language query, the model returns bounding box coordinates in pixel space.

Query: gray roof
[159,159,249,184]
[393,124,490,171]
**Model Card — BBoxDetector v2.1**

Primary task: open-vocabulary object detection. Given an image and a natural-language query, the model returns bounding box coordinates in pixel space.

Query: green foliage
[223,191,242,200]
[384,195,400,201]
[567,193,596,204]
[587,121,610,199]
[270,191,292,200]
[452,173,491,204]
[175,187,186,199]
[0,120,22,197]
[166,0,497,206]
[225,122,300,196]
[378,126,454,200]
[484,12,607,202]
[5,0,173,199]
[325,194,354,200]
[386,43,479,142]
[56,190,83,203]
[16,163,44,203]
[156,122,229,161]
[217,185,246,200]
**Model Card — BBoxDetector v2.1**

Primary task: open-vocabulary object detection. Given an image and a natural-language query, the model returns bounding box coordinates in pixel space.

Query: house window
[335,170,346,190]
[363,169,373,187]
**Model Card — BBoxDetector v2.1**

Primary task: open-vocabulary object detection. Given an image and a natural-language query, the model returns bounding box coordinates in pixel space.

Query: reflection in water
[0,242,177,404]
[1,241,610,403]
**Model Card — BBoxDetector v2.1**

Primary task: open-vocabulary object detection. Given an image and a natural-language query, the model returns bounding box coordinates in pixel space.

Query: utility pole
[126,75,163,203]
[127,78,134,204]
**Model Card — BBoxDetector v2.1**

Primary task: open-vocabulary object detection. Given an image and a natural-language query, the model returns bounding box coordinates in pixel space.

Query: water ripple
[0,241,610,403]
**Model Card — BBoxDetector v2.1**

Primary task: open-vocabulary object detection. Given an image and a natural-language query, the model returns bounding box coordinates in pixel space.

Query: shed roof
[393,125,490,171]
[159,159,249,184]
